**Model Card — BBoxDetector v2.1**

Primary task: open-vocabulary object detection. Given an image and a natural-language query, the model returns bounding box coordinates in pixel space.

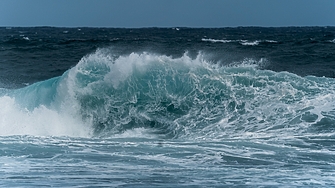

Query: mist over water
[0,27,335,187]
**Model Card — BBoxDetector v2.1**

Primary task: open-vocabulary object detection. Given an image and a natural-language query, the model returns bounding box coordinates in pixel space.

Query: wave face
[1,49,334,139]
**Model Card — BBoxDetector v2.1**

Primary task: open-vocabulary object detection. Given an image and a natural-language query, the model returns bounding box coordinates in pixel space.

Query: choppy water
[0,27,335,187]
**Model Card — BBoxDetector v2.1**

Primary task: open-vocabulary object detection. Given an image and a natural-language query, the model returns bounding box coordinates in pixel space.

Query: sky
[0,0,334,27]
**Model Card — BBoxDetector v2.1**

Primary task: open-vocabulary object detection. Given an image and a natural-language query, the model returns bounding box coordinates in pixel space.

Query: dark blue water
[0,27,335,187]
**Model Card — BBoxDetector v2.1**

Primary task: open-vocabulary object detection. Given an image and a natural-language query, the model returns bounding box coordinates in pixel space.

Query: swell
[1,49,334,139]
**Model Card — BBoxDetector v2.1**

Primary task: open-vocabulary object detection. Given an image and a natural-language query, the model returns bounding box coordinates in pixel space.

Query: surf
[0,49,334,139]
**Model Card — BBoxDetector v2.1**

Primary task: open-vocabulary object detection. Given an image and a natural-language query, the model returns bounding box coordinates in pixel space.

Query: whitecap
[265,40,278,43]
[202,38,232,43]
[240,40,260,46]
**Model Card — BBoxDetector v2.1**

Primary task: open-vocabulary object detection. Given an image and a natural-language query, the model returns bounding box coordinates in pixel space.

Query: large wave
[1,49,334,138]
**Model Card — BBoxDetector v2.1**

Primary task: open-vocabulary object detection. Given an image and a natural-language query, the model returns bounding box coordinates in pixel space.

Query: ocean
[0,27,335,187]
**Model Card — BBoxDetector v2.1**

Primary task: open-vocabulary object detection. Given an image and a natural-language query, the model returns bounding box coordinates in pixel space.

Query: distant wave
[202,38,278,46]
[201,38,233,43]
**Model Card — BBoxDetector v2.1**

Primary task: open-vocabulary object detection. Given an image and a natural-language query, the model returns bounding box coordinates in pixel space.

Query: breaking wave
[1,49,334,139]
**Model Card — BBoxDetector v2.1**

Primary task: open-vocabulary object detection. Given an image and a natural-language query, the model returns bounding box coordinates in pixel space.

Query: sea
[0,27,335,187]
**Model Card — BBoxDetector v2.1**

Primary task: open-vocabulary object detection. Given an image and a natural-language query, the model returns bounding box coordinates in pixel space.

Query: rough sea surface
[0,27,335,187]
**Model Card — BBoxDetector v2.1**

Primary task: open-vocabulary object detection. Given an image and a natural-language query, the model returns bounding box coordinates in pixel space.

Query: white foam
[0,96,91,137]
